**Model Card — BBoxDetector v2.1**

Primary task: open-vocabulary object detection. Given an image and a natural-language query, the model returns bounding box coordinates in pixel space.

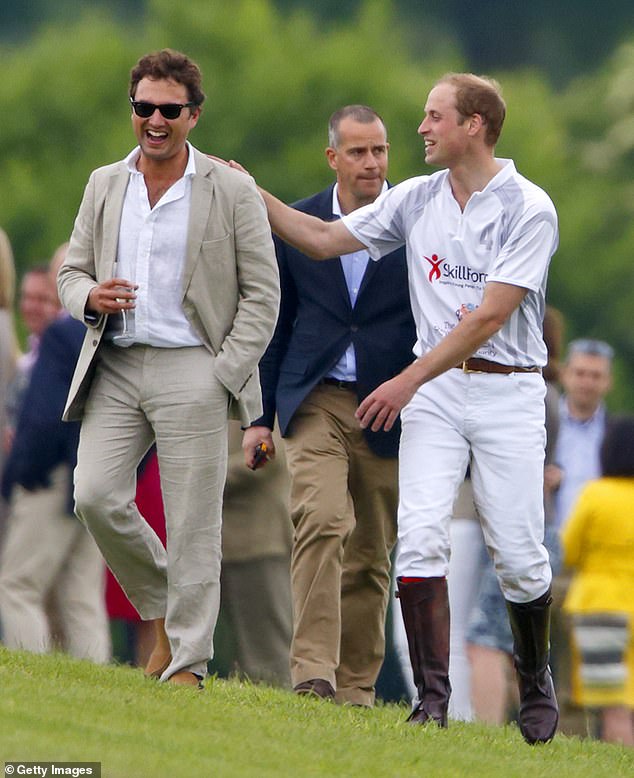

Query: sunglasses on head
[129,97,196,120]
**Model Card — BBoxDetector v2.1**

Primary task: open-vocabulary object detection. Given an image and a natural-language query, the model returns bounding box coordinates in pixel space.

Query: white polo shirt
[343,159,558,367]
[115,142,203,348]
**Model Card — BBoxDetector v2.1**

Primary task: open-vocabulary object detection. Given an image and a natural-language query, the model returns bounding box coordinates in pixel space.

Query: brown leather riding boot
[396,576,451,727]
[506,587,559,744]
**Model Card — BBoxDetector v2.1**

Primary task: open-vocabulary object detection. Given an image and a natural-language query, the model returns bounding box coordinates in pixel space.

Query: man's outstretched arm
[227,160,364,259]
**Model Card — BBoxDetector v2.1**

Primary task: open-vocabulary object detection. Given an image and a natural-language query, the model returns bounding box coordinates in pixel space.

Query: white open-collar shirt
[115,142,203,348]
[327,181,386,381]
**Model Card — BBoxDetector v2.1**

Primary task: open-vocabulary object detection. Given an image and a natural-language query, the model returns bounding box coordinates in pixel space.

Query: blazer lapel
[330,252,353,311]
[357,251,381,298]
[356,182,395,298]
[182,152,214,294]
[319,195,352,310]
[101,165,130,278]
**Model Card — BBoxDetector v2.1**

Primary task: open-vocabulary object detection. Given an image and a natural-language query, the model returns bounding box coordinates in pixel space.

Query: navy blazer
[256,185,416,458]
[1,315,84,514]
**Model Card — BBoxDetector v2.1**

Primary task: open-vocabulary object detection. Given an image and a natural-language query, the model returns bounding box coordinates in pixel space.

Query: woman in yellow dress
[561,415,634,746]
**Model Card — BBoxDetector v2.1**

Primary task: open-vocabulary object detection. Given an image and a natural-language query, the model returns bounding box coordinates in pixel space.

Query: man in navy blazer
[1,315,84,504]
[243,105,416,706]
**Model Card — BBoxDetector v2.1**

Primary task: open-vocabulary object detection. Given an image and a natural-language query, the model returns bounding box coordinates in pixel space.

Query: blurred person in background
[2,260,58,554]
[0,227,19,543]
[216,420,292,687]
[547,337,614,735]
[0,244,110,662]
[549,338,614,532]
[3,264,59,453]
[561,415,634,746]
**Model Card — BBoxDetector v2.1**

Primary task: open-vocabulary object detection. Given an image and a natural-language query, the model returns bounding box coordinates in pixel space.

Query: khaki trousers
[220,421,292,687]
[0,465,110,663]
[74,343,229,679]
[284,383,398,706]
[221,555,292,687]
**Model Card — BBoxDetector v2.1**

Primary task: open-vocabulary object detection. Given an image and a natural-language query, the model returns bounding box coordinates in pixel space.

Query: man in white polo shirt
[238,73,559,743]
[58,49,279,688]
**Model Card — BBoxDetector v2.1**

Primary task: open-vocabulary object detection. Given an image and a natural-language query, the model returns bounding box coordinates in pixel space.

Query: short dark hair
[600,416,634,477]
[129,49,205,107]
[328,105,386,149]
[436,73,506,146]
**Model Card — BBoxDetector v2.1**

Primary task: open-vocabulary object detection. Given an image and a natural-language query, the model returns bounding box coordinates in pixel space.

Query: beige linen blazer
[58,146,279,426]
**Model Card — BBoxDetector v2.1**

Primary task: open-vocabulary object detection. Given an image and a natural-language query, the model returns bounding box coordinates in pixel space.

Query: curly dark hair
[129,49,205,107]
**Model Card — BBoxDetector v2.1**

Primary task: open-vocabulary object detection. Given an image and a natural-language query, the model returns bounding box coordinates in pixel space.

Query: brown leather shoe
[168,671,204,690]
[294,679,335,699]
[144,618,172,679]
[144,650,172,679]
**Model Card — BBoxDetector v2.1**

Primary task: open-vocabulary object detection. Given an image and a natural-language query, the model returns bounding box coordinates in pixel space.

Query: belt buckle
[462,360,485,374]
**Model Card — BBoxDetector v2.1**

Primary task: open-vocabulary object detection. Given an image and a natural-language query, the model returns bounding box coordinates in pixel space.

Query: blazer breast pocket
[202,233,231,247]
[197,234,236,281]
[201,233,232,261]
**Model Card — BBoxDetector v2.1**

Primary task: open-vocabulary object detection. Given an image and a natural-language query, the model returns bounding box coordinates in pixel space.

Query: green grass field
[0,647,632,778]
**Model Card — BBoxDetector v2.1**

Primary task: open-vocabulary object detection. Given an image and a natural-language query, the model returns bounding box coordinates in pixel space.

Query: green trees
[0,0,632,406]
[0,14,136,262]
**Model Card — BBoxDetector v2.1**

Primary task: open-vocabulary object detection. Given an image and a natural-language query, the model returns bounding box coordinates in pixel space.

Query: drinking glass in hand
[112,263,136,346]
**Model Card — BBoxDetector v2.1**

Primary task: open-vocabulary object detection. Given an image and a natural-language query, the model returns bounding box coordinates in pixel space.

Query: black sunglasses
[129,97,196,120]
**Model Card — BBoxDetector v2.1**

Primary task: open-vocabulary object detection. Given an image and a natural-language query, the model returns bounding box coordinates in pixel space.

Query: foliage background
[1,0,633,409]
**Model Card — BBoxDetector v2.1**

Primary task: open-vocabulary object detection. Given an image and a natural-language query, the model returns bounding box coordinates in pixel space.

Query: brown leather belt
[454,358,541,375]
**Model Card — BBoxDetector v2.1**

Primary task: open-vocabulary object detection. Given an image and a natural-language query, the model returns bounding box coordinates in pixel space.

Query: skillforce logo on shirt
[424,254,488,287]
[423,254,496,358]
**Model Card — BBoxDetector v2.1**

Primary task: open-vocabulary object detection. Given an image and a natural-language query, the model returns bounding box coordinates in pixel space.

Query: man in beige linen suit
[57,49,279,687]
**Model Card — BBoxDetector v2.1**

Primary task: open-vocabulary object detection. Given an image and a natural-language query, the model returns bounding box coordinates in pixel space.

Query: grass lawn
[0,647,632,777]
